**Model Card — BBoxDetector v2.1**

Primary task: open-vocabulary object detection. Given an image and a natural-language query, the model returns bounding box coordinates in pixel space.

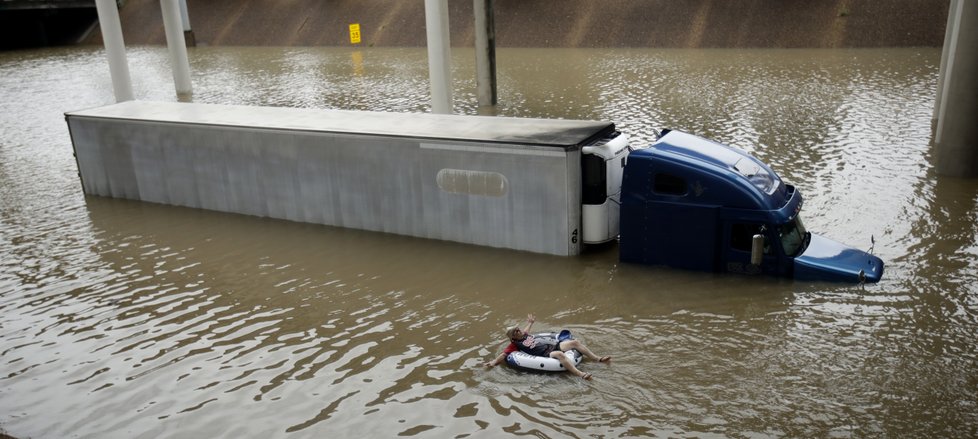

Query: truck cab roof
[634,130,792,213]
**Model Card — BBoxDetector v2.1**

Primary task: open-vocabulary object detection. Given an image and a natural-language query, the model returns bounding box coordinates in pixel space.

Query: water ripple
[2,46,977,438]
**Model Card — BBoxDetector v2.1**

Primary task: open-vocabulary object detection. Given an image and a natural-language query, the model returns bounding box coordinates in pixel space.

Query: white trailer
[66,101,629,256]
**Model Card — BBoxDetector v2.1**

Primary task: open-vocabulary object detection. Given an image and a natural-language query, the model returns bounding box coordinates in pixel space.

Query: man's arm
[484,351,507,367]
[522,314,535,334]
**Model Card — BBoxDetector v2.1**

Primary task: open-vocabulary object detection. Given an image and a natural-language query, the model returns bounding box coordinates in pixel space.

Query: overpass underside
[0,0,103,49]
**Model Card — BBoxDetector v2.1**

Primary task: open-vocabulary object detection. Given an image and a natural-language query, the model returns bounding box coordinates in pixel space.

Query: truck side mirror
[751,234,765,266]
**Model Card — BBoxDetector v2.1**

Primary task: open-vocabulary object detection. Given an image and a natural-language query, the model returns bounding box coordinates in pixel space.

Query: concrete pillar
[474,0,497,107]
[934,0,978,177]
[93,0,133,102]
[933,0,957,121]
[161,0,193,96]
[178,0,196,47]
[424,0,453,114]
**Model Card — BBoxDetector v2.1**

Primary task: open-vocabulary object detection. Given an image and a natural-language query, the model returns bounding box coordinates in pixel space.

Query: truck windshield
[780,216,809,257]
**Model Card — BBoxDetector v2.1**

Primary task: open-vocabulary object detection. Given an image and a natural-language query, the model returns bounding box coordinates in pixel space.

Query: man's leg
[549,351,590,379]
[559,340,609,362]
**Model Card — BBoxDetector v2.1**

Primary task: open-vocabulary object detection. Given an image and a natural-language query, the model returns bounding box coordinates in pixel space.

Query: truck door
[724,222,779,275]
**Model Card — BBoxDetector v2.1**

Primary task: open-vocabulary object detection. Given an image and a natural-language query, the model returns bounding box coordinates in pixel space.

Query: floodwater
[1,45,976,438]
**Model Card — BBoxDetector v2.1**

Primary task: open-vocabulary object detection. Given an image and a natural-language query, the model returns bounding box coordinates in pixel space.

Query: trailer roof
[66,101,616,148]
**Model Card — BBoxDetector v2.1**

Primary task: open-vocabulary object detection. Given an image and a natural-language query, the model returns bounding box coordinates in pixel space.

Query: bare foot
[598,356,611,363]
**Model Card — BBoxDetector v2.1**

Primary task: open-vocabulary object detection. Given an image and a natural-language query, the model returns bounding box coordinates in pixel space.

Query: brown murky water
[1,46,976,438]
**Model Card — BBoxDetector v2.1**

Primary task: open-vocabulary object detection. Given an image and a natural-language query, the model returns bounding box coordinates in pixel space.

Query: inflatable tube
[505,331,582,372]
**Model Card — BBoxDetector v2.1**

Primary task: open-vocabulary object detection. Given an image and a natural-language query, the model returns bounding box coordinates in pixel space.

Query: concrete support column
[424,0,453,114]
[933,0,957,122]
[178,0,196,47]
[94,0,133,102]
[161,0,193,97]
[934,0,978,177]
[474,0,497,107]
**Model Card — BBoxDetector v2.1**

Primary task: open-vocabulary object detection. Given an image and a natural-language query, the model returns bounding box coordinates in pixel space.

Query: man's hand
[527,314,535,324]
[484,352,505,368]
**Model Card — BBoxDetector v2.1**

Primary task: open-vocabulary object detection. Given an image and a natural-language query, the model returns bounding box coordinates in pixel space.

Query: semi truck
[65,101,882,282]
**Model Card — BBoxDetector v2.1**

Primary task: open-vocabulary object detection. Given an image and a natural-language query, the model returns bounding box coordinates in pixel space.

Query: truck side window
[653,173,687,196]
[730,223,769,253]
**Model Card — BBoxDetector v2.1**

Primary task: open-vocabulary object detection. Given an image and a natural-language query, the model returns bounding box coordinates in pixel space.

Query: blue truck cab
[619,130,883,283]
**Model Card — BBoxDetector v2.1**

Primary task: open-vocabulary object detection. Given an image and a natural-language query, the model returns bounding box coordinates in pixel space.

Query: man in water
[483,314,610,380]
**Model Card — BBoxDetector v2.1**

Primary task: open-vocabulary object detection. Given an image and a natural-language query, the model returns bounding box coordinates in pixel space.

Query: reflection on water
[1,46,976,438]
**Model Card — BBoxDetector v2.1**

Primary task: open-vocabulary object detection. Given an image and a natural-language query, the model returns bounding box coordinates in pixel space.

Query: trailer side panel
[67,110,583,256]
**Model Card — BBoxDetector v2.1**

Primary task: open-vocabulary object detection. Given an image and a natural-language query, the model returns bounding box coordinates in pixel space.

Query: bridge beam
[0,0,95,10]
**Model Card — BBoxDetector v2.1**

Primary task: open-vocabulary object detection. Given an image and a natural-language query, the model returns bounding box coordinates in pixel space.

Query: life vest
[514,333,558,357]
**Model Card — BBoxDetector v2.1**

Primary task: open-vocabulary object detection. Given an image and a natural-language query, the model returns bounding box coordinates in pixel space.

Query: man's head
[506,327,524,342]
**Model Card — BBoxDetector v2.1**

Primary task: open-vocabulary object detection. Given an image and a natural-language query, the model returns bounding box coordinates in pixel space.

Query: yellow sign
[349,23,361,44]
